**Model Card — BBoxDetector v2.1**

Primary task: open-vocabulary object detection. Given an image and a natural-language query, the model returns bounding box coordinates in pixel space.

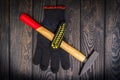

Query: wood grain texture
[0,0,9,80]
[10,0,32,79]
[80,0,104,79]
[32,0,44,79]
[65,0,81,80]
[105,0,120,80]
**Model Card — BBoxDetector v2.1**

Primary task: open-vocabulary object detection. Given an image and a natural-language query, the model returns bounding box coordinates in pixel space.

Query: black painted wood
[65,0,81,80]
[0,0,120,80]
[105,0,120,80]
[0,0,9,80]
[80,0,105,80]
[10,0,32,80]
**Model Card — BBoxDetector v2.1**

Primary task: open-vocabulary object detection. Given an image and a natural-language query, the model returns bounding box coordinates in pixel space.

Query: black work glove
[33,6,70,73]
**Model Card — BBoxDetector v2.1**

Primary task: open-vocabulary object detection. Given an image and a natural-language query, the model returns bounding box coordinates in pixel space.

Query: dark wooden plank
[32,0,56,80]
[0,0,9,80]
[10,0,32,80]
[65,0,81,80]
[32,0,45,79]
[105,0,120,80]
[55,0,73,80]
[80,0,104,79]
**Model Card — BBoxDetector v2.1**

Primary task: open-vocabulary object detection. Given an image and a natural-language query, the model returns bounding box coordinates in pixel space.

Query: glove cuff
[44,6,66,10]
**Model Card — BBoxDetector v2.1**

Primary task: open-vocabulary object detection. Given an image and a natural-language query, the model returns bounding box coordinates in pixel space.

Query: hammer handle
[20,13,86,62]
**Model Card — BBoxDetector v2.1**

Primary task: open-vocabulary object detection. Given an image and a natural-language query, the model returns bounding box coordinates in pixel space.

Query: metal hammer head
[79,50,99,76]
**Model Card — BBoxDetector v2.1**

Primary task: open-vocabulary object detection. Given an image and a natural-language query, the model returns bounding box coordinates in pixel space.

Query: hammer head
[79,51,99,76]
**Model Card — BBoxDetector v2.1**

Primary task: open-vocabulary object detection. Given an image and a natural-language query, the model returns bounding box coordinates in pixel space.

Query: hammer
[20,13,99,75]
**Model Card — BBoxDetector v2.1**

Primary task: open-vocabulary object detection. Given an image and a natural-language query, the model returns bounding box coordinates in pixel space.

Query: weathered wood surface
[0,0,9,80]
[0,0,120,80]
[65,0,81,80]
[80,0,104,80]
[10,0,32,80]
[105,0,120,80]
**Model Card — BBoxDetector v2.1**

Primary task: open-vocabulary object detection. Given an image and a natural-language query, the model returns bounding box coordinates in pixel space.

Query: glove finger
[39,35,50,70]
[59,49,70,70]
[50,48,60,73]
[32,34,42,65]
[40,49,50,70]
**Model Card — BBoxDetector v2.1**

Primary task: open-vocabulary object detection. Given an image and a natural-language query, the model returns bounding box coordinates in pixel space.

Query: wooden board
[65,0,81,80]
[10,0,32,79]
[0,0,9,80]
[105,0,120,80]
[80,0,104,79]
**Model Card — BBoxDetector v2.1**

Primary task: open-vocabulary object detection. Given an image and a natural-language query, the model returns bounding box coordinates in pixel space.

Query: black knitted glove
[33,6,70,73]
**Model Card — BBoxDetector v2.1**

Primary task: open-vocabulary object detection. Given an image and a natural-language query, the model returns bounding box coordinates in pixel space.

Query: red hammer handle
[20,13,86,62]
[20,13,41,30]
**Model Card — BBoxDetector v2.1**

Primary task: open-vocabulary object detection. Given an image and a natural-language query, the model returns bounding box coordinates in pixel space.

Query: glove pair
[33,6,70,73]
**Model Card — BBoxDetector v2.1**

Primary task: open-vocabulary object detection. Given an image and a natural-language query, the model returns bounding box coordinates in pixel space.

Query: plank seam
[104,0,107,80]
